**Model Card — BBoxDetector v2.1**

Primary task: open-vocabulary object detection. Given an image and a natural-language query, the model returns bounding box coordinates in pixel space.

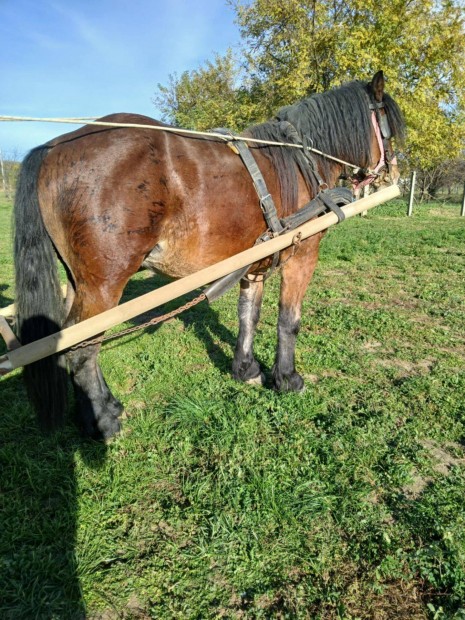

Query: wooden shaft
[0,184,400,375]
[0,284,68,318]
[0,316,20,350]
[0,302,15,318]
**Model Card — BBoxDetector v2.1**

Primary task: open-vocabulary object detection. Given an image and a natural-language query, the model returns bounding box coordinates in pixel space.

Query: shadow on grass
[119,275,240,376]
[0,273,247,616]
[0,371,107,619]
[0,283,13,309]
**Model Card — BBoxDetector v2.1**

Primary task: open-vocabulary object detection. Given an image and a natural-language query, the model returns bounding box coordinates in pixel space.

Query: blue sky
[1,0,241,158]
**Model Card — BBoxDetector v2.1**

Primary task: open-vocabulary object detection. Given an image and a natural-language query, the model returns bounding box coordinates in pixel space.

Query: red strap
[352,111,387,192]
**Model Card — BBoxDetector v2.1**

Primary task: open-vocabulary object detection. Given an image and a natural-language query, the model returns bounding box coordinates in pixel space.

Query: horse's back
[47,112,169,146]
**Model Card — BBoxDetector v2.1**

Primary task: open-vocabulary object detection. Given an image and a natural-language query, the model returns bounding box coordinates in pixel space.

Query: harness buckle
[259,194,272,212]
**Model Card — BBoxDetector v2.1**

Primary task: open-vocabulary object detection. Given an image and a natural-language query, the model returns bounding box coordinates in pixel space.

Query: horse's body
[14,72,405,438]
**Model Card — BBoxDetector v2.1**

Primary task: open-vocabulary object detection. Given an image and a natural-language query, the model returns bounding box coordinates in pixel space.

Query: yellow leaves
[402,95,462,169]
[232,0,465,168]
[156,0,465,170]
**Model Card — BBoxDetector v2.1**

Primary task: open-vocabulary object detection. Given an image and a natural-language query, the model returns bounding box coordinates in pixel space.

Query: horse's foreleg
[232,278,265,385]
[273,234,322,392]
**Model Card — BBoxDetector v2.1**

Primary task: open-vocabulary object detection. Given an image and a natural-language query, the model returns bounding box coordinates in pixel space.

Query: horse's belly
[141,239,214,279]
[141,240,189,277]
[141,230,256,279]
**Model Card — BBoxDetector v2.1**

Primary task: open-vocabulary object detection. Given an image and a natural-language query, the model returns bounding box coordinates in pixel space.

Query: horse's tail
[14,146,68,431]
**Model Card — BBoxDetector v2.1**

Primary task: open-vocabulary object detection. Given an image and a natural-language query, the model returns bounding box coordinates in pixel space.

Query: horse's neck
[294,160,343,211]
[314,161,343,193]
[325,163,344,189]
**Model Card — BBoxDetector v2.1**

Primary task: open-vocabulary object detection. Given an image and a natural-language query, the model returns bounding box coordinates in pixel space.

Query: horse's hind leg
[66,342,122,439]
[232,278,265,385]
[64,285,125,439]
[273,234,322,392]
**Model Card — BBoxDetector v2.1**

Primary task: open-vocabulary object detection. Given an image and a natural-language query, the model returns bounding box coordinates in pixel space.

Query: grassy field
[1,193,465,619]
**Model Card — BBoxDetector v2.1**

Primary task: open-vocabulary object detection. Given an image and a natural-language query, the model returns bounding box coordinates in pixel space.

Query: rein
[352,102,396,192]
[1,114,364,175]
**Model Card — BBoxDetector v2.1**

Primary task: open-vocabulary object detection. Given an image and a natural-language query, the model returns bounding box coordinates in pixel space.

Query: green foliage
[153,50,259,131]
[233,0,465,166]
[155,0,465,172]
[0,159,19,196]
[2,196,465,617]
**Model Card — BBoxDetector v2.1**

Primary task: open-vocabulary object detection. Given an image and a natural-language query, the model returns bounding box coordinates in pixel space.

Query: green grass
[1,194,465,619]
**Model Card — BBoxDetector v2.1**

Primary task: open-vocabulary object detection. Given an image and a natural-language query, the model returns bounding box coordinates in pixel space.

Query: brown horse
[14,71,405,439]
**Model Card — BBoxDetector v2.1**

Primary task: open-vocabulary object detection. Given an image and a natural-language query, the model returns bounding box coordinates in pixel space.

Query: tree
[0,149,20,197]
[155,0,465,172]
[153,50,259,131]
[233,0,465,166]
[415,156,465,200]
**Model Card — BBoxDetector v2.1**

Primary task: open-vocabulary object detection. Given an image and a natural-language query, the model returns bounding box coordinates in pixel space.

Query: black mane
[249,80,405,215]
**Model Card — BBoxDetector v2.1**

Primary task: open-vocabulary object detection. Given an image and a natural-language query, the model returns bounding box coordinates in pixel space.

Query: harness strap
[352,111,387,192]
[370,102,398,167]
[230,138,284,235]
[214,128,284,235]
[278,120,327,189]
[319,190,347,222]
[204,186,352,303]
[281,187,352,229]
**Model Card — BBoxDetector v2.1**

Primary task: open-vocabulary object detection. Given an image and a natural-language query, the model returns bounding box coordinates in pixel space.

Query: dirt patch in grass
[346,579,427,619]
[403,439,465,499]
[372,357,434,377]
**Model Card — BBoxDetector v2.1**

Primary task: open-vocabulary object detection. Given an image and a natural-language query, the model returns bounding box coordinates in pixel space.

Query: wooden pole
[360,184,370,217]
[0,184,400,375]
[0,302,15,318]
[461,180,465,217]
[0,284,68,318]
[0,316,20,351]
[0,149,7,196]
[407,170,416,216]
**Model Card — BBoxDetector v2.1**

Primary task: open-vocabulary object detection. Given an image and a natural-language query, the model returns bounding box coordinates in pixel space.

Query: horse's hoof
[80,410,121,440]
[232,359,263,385]
[245,372,266,386]
[272,370,305,393]
[96,415,121,441]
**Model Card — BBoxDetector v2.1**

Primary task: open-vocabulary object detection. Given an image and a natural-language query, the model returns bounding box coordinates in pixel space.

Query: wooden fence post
[407,170,416,216]
[0,149,7,195]
[461,181,465,217]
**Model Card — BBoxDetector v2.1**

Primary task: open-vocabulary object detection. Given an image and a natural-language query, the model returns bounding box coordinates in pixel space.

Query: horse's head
[353,71,404,194]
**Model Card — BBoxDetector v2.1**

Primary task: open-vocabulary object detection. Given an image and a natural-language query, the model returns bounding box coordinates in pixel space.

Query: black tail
[14,146,68,431]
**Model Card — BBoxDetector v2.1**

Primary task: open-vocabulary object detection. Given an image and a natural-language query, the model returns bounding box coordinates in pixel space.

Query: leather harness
[352,102,397,192]
[216,124,351,231]
[205,109,394,302]
[204,123,353,302]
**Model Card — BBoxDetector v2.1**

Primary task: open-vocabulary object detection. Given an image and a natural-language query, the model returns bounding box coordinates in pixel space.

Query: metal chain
[69,292,207,351]
[275,231,303,271]
[70,227,306,351]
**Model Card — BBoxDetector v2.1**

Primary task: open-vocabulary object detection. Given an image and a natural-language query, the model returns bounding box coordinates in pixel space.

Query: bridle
[351,99,397,192]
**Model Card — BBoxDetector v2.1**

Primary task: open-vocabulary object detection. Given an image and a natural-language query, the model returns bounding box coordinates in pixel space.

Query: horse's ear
[371,71,385,102]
